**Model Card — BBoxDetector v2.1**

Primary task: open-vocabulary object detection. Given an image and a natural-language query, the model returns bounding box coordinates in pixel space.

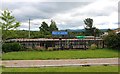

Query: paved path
[2,58,119,67]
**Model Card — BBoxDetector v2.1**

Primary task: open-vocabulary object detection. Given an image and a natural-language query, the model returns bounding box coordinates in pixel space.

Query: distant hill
[65,29,85,32]
[64,29,109,32]
[20,29,116,32]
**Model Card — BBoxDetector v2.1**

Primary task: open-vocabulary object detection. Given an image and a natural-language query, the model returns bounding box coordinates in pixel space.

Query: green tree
[84,18,101,36]
[84,18,93,29]
[49,20,58,33]
[107,28,113,32]
[84,18,94,36]
[0,10,20,41]
[39,21,50,35]
[104,31,120,49]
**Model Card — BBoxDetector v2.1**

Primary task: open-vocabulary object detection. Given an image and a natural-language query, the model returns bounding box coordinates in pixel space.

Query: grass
[2,48,118,60]
[2,66,119,72]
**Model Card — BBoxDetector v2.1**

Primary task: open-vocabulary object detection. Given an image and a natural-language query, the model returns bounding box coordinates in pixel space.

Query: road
[2,58,119,67]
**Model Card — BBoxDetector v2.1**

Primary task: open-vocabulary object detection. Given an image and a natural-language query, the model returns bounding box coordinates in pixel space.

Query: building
[6,37,104,50]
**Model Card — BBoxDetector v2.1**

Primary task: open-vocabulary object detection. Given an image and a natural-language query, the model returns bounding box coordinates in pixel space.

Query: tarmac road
[2,58,119,67]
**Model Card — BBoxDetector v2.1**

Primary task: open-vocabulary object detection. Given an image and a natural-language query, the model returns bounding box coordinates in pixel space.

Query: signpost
[52,31,68,35]
[52,31,68,50]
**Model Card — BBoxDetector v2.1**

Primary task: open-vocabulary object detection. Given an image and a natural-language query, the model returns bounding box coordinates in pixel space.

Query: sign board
[76,36,85,39]
[52,31,68,35]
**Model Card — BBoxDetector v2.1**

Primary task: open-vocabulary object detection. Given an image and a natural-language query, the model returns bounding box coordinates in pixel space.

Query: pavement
[2,58,119,68]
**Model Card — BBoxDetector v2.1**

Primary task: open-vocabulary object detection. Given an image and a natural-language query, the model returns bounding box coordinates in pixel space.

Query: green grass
[2,66,118,72]
[2,49,118,60]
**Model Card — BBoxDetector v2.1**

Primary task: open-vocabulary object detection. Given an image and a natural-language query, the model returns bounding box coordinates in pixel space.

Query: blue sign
[52,31,68,35]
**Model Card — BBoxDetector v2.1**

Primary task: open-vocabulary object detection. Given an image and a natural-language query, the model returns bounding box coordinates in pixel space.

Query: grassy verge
[2,49,118,60]
[2,66,118,72]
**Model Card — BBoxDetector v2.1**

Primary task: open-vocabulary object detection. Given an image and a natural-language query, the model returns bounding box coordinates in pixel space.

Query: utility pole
[28,18,30,38]
[94,29,96,44]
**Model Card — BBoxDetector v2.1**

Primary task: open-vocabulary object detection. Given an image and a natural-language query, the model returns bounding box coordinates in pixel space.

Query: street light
[28,18,30,38]
[28,19,39,38]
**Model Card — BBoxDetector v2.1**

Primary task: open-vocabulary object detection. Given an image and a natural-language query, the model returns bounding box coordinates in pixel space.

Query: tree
[84,18,101,36]
[0,10,20,41]
[104,31,120,50]
[84,18,95,36]
[106,28,113,33]
[49,20,58,33]
[39,21,50,35]
[84,18,93,29]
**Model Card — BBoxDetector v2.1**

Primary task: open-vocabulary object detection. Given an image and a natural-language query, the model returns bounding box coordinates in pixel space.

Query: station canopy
[76,36,85,39]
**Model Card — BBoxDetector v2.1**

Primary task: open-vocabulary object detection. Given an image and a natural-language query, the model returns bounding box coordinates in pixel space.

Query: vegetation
[2,49,118,60]
[39,20,58,36]
[2,42,23,53]
[90,44,97,50]
[39,21,50,35]
[84,18,101,36]
[2,66,118,72]
[4,30,45,39]
[49,20,58,33]
[104,31,120,50]
[0,10,20,41]
[0,29,84,39]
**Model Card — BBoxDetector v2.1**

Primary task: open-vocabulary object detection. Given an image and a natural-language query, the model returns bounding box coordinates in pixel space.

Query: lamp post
[28,18,30,38]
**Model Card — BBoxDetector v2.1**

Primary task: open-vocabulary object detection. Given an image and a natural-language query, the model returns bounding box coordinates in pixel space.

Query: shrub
[90,44,97,50]
[47,47,54,51]
[26,48,34,51]
[104,32,120,50]
[38,48,46,51]
[34,46,46,51]
[2,42,23,52]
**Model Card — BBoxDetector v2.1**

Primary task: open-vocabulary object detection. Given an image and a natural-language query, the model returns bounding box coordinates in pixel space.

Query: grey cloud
[2,1,117,30]
[57,21,84,30]
[72,2,117,17]
[72,9,113,17]
[2,2,90,22]
[19,23,40,31]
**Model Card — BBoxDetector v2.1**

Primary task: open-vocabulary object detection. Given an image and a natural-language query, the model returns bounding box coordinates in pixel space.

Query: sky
[1,0,119,31]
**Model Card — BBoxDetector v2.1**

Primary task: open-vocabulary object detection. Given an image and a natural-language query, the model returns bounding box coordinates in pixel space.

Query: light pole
[28,18,30,38]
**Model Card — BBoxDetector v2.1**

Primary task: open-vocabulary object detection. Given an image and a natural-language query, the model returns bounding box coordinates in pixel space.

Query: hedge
[2,42,23,52]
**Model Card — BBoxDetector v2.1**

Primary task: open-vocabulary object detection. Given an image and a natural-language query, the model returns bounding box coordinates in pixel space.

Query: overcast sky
[1,0,119,31]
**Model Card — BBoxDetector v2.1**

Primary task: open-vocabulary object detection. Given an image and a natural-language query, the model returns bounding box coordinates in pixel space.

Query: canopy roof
[76,36,85,39]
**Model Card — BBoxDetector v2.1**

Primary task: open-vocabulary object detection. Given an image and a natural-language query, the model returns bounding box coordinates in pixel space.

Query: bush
[38,48,46,51]
[2,42,23,52]
[34,46,46,51]
[90,44,97,50]
[47,47,54,51]
[104,32,120,50]
[26,48,34,51]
